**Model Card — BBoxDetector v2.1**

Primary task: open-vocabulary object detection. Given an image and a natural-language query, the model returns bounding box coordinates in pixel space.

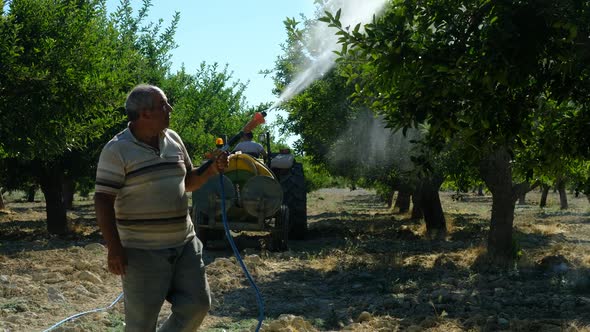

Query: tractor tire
[193,208,223,248]
[271,205,289,251]
[281,162,307,240]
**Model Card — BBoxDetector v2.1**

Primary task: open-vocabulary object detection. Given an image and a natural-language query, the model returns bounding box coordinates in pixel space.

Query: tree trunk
[39,163,69,234]
[587,194,590,205]
[540,184,550,207]
[387,191,395,208]
[0,190,5,210]
[556,179,568,210]
[410,194,423,220]
[27,186,37,202]
[394,190,411,213]
[414,176,446,239]
[518,192,526,205]
[480,147,518,264]
[477,184,484,196]
[62,176,75,210]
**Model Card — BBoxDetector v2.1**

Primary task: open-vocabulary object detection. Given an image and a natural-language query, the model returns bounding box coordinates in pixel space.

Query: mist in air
[328,110,421,174]
[271,0,388,109]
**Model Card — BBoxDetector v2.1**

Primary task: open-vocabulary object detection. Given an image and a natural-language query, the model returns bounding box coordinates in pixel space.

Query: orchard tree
[271,15,357,163]
[110,0,180,86]
[165,63,253,161]
[0,0,126,233]
[273,14,449,237]
[327,0,590,263]
[0,0,178,234]
[571,160,590,204]
[277,8,460,236]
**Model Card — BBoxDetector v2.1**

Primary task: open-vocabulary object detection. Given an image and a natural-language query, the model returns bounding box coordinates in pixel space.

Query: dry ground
[1,188,590,331]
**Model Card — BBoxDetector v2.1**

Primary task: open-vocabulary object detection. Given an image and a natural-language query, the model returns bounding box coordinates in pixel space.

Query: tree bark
[27,185,37,202]
[517,181,533,205]
[518,192,526,205]
[387,191,395,208]
[0,190,5,210]
[414,176,446,239]
[39,163,69,234]
[410,194,423,220]
[394,190,411,213]
[62,176,75,210]
[556,179,568,210]
[540,184,550,207]
[480,147,518,264]
[477,184,484,196]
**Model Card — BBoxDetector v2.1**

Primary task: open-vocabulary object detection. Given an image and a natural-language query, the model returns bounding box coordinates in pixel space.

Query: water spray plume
[270,0,388,109]
[329,111,422,174]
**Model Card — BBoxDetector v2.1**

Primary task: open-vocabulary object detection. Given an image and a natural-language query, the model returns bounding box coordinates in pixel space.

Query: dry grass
[518,221,565,236]
[2,188,590,332]
[536,222,563,236]
[307,253,341,273]
[450,244,487,268]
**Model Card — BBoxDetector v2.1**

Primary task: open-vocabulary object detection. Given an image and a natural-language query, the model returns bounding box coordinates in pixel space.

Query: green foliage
[165,63,252,162]
[110,0,180,86]
[323,0,590,261]
[107,312,125,331]
[0,0,186,232]
[272,5,451,198]
[300,155,347,192]
[512,99,590,192]
[271,8,358,161]
[571,160,590,195]
[327,0,590,161]
[512,233,524,261]
[0,0,127,160]
[267,0,590,262]
[331,2,589,189]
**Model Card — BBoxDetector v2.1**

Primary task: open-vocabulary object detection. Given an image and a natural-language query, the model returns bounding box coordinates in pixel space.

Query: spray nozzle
[242,112,266,133]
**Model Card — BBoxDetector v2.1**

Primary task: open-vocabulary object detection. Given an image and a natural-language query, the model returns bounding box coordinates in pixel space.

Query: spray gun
[194,112,266,175]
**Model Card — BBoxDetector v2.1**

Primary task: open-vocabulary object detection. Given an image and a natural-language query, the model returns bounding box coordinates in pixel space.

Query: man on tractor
[232,132,267,159]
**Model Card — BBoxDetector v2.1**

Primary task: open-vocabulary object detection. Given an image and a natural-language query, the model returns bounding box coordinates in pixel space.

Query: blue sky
[106,0,315,109]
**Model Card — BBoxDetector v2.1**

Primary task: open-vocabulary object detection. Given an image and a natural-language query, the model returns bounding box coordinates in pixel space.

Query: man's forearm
[185,165,218,192]
[94,193,122,248]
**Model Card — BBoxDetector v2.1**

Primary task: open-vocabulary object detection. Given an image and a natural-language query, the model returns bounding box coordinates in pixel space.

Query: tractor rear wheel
[281,162,307,240]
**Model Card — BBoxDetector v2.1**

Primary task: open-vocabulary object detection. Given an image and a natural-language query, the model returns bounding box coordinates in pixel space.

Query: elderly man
[94,84,227,331]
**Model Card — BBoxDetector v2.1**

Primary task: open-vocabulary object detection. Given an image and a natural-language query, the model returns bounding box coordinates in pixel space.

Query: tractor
[191,132,307,251]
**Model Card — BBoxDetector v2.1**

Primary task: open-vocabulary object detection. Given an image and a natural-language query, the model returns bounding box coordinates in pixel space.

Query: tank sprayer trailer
[192,112,307,251]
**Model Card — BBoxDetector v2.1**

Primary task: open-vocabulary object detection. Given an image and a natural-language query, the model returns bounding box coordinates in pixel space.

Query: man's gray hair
[125,84,164,121]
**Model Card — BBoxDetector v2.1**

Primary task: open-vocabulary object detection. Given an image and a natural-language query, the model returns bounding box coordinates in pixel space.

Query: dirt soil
[1,188,590,332]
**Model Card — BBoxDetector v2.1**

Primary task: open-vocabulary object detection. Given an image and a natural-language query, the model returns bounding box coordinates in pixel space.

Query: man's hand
[215,151,230,173]
[107,242,127,275]
[186,151,230,191]
[95,193,126,275]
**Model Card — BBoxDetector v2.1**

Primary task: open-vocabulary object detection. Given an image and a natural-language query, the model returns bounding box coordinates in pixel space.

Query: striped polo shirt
[95,126,195,249]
